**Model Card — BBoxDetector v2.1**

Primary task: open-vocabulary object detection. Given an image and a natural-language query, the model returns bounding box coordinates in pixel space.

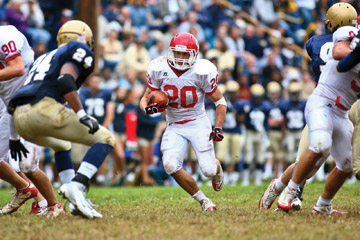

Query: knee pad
[162,150,182,175]
[19,144,41,173]
[309,130,331,156]
[97,128,116,147]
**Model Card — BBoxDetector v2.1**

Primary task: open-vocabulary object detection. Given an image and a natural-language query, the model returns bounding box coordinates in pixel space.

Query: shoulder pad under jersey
[193,59,217,75]
[148,56,168,72]
[333,26,358,43]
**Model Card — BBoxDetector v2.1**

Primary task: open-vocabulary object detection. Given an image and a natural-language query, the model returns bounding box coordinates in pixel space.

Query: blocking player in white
[139,32,226,211]
[0,25,38,213]
[277,25,360,214]
[259,3,358,212]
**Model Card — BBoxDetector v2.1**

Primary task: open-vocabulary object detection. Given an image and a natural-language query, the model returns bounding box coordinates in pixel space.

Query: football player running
[0,25,40,214]
[259,2,359,212]
[8,20,115,219]
[140,32,226,211]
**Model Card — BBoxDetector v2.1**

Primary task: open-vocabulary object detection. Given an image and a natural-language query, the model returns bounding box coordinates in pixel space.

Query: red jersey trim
[206,86,218,95]
[5,53,22,63]
[167,60,189,77]
[148,85,159,91]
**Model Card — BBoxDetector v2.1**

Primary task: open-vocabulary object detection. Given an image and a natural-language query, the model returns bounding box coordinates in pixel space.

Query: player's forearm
[333,41,352,60]
[0,65,24,81]
[64,91,84,114]
[214,105,226,128]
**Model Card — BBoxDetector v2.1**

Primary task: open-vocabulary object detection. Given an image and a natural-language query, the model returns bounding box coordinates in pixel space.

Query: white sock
[274,178,286,192]
[38,199,48,208]
[316,196,332,206]
[288,180,300,190]
[58,169,75,184]
[192,190,207,203]
[77,162,98,179]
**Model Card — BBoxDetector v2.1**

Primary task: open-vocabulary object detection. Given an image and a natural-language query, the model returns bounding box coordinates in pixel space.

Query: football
[149,90,169,105]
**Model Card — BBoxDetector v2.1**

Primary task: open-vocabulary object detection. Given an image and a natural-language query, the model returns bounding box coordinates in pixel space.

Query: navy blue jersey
[268,100,284,131]
[222,99,243,134]
[9,41,94,108]
[279,99,306,131]
[305,33,333,82]
[239,100,271,132]
[113,99,126,134]
[79,87,112,124]
[136,108,162,140]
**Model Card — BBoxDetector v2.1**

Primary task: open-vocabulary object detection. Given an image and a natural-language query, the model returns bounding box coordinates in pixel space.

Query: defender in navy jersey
[259,3,358,212]
[8,20,115,219]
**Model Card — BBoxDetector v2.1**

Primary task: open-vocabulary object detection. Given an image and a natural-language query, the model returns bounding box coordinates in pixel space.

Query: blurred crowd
[0,0,359,188]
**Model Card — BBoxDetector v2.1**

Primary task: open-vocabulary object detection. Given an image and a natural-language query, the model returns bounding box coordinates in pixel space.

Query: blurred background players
[266,81,285,179]
[239,83,271,186]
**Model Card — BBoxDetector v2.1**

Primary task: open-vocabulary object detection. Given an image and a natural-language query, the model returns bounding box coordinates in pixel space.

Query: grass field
[0,181,360,240]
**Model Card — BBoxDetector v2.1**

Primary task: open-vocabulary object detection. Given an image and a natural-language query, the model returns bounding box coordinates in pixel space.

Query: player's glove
[9,139,29,161]
[209,127,224,142]
[144,96,167,114]
[79,115,99,134]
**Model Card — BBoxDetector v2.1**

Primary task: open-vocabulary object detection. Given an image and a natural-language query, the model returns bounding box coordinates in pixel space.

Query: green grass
[0,182,360,240]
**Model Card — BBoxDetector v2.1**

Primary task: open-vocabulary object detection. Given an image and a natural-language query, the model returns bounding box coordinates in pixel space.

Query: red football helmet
[168,32,199,71]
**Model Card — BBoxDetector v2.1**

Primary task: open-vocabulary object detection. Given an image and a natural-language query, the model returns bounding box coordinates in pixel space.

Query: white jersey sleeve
[333,26,358,43]
[0,26,34,67]
[194,59,218,95]
[146,56,168,90]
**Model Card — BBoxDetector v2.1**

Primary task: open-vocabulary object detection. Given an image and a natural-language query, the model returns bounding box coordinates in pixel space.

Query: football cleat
[46,202,66,217]
[291,196,302,211]
[201,198,217,212]
[212,159,224,192]
[277,186,297,211]
[259,179,280,209]
[58,181,95,219]
[312,205,347,215]
[30,201,48,215]
[1,183,38,214]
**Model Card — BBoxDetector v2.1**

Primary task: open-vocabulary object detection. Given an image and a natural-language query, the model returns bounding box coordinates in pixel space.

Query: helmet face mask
[57,20,94,50]
[168,33,199,71]
[325,3,357,33]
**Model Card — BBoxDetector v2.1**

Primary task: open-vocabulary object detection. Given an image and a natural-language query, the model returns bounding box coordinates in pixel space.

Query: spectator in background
[149,38,167,60]
[20,0,51,47]
[118,34,150,76]
[117,6,133,34]
[299,70,315,100]
[261,51,282,86]
[224,25,245,60]
[178,11,205,42]
[206,0,230,37]
[206,37,235,73]
[280,37,303,68]
[295,0,315,29]
[156,0,188,24]
[127,0,148,32]
[251,0,277,25]
[102,0,120,22]
[243,24,265,59]
[237,74,250,100]
[190,0,213,40]
[5,0,28,35]
[100,29,124,71]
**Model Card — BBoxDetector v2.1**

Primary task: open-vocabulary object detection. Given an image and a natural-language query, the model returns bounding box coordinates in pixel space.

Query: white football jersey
[0,25,34,69]
[313,26,360,110]
[147,56,218,123]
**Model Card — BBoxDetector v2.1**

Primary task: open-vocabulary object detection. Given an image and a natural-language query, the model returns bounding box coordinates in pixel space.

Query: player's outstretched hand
[80,115,99,134]
[145,96,167,114]
[209,127,224,142]
[9,139,29,161]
